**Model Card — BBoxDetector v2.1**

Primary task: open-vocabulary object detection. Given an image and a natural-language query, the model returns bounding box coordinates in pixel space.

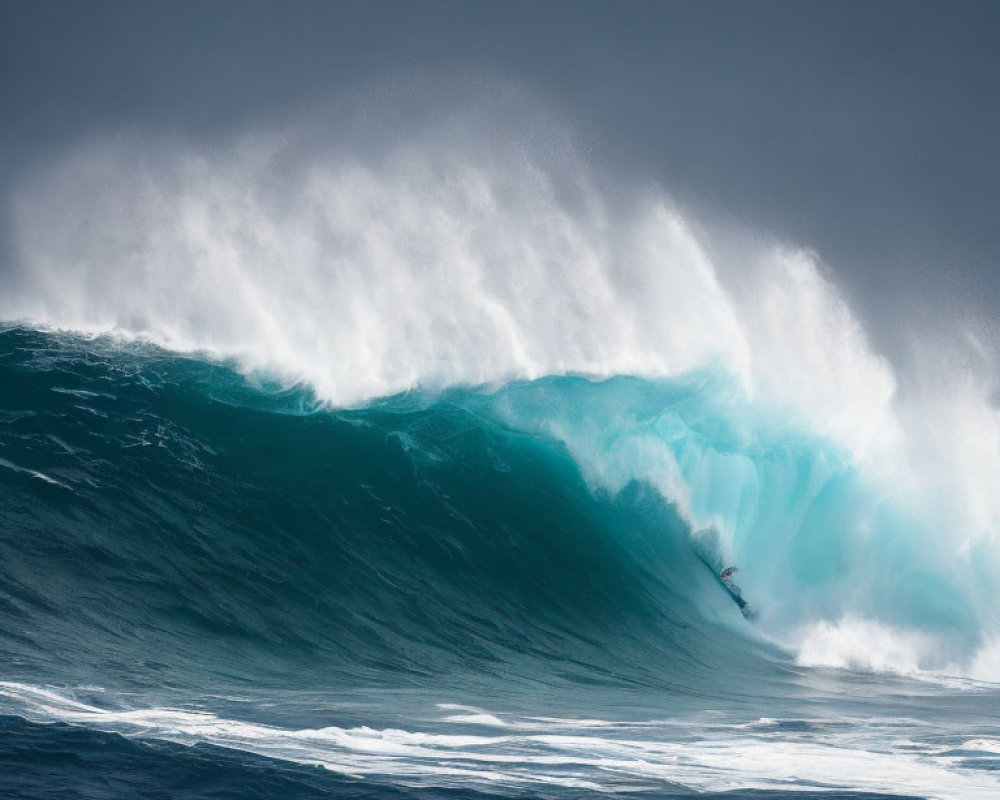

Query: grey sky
[2,0,998,358]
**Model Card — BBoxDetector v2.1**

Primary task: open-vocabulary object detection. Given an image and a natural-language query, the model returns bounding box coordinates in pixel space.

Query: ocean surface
[1,326,998,800]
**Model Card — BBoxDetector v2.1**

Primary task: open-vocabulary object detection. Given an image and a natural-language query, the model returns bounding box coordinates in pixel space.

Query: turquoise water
[1,326,998,798]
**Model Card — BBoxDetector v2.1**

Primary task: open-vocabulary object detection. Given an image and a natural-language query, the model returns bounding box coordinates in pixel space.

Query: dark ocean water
[1,326,998,799]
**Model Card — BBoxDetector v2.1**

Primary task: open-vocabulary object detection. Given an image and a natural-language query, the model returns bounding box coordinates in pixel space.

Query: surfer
[693,531,756,620]
[720,566,754,619]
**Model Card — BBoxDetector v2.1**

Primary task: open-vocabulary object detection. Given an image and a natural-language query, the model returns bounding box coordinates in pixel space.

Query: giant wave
[2,101,1000,798]
[3,106,998,677]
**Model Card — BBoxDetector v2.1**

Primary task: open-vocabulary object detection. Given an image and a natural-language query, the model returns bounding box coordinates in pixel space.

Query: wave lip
[2,116,898,465]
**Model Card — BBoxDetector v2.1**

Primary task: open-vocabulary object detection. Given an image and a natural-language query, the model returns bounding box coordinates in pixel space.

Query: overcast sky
[2,0,998,358]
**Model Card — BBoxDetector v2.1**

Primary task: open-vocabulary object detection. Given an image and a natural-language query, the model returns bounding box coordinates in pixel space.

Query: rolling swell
[0,326,765,696]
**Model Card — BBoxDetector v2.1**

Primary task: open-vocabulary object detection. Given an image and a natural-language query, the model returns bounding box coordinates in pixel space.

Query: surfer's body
[692,529,756,620]
[718,567,755,619]
[695,549,755,619]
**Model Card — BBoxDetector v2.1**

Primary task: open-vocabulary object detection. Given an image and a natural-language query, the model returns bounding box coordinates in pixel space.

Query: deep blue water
[1,326,998,799]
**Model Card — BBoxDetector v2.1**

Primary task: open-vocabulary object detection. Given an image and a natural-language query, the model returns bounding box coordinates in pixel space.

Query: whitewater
[1,107,999,799]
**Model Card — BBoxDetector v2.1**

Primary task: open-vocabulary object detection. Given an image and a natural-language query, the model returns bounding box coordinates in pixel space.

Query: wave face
[0,327,755,693]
